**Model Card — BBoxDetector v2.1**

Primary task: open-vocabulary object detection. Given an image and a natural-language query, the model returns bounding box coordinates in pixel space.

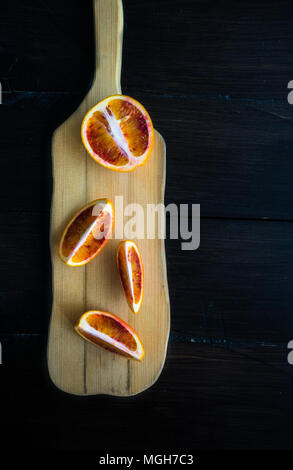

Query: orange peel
[59,198,114,266]
[117,240,144,314]
[75,310,145,361]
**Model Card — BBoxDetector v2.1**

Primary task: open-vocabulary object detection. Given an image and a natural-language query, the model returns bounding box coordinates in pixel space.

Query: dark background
[1,0,293,452]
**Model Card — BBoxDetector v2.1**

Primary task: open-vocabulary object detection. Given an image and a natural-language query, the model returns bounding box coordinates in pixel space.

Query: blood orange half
[81,95,154,172]
[59,198,114,266]
[75,310,145,361]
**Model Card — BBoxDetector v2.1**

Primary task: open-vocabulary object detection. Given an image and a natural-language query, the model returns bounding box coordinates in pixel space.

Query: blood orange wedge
[117,241,144,314]
[81,95,154,172]
[75,310,145,361]
[59,198,114,266]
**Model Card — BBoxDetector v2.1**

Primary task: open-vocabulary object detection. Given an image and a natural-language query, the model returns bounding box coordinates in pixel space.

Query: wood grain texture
[47,0,170,395]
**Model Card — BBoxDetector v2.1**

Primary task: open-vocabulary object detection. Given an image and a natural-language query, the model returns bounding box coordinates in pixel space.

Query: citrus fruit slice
[75,310,145,361]
[117,241,144,314]
[59,198,114,266]
[81,95,154,172]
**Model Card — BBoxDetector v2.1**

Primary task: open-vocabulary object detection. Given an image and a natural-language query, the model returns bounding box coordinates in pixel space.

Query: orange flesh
[85,98,150,167]
[108,99,149,156]
[87,110,129,167]
[130,247,143,304]
[75,311,144,361]
[86,314,136,350]
[117,242,144,313]
[60,200,113,265]
[76,328,135,359]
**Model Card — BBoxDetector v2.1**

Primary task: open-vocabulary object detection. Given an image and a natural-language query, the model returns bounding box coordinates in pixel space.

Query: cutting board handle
[88,0,123,103]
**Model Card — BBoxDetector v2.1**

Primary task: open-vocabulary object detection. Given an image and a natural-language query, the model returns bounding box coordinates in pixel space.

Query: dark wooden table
[1,0,293,452]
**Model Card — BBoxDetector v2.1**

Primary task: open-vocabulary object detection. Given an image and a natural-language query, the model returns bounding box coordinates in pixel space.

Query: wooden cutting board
[47,0,170,396]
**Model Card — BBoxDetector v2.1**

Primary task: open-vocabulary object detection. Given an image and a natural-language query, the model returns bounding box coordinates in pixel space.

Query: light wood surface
[47,0,170,396]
